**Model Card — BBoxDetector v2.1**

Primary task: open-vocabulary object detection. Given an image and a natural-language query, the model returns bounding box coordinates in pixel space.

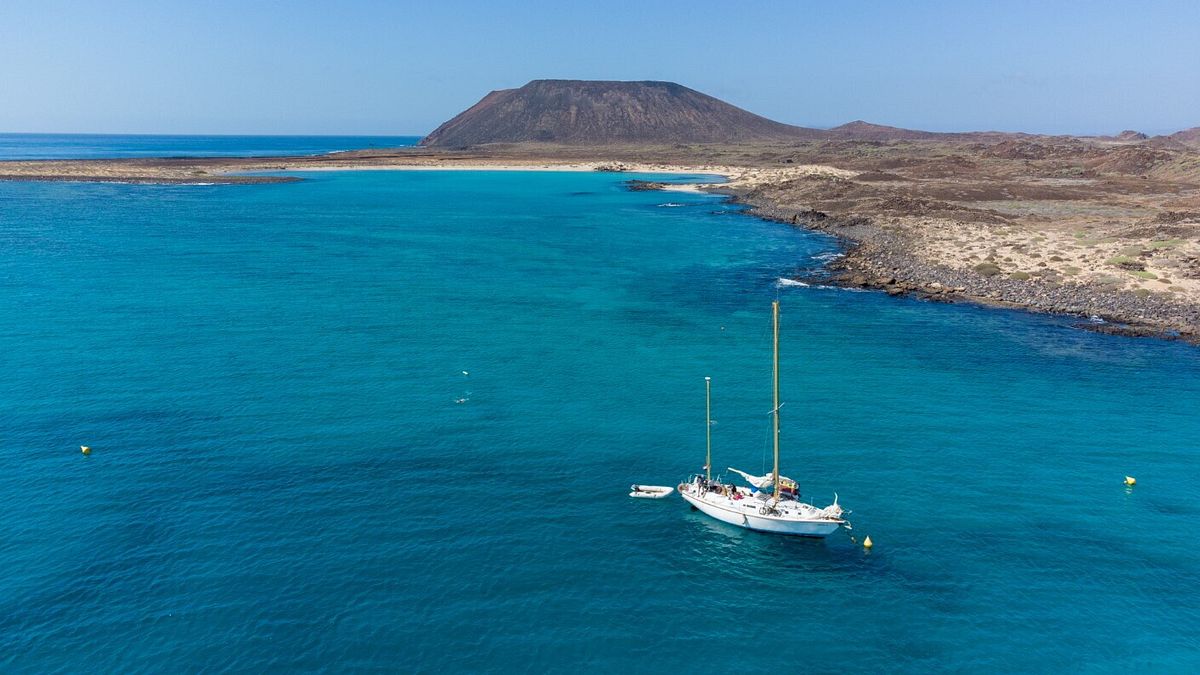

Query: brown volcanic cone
[1168,127,1200,148]
[420,79,823,147]
[826,120,941,141]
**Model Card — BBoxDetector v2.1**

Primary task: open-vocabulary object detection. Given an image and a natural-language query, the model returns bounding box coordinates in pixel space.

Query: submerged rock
[624,180,667,192]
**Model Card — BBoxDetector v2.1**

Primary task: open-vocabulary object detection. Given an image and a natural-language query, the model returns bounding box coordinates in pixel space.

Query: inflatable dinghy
[629,484,675,499]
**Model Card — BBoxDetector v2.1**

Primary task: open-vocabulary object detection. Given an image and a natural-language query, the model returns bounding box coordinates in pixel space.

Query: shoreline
[0,156,740,185]
[273,162,731,176]
[715,188,1200,343]
[1,146,1197,343]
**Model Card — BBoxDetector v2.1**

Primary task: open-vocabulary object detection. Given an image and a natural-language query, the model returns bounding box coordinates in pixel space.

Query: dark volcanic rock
[720,184,1200,345]
[420,80,825,147]
[624,180,666,192]
[854,170,910,182]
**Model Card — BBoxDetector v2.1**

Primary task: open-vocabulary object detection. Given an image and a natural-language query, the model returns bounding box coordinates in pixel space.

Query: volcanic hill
[419,79,824,147]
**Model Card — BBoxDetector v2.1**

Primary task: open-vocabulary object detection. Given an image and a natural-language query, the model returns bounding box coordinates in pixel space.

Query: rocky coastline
[721,187,1200,343]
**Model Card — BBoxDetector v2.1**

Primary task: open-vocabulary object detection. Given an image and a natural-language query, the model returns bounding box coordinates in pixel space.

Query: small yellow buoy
[863,535,873,550]
[80,445,91,456]
[1124,476,1136,486]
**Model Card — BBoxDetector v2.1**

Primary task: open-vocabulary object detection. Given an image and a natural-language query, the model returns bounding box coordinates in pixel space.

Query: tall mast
[705,376,712,482]
[772,300,781,506]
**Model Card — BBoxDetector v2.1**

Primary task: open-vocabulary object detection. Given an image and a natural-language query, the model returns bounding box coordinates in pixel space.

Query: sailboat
[678,301,846,537]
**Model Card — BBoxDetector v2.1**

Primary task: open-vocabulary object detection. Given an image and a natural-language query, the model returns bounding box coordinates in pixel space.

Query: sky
[1,0,1198,136]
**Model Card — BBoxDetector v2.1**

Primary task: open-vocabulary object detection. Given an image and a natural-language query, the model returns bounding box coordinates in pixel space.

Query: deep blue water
[1,170,1199,672]
[0,134,419,160]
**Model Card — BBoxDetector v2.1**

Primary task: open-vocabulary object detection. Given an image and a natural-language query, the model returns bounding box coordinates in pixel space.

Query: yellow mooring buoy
[863,535,873,550]
[1124,476,1136,486]
[80,445,91,456]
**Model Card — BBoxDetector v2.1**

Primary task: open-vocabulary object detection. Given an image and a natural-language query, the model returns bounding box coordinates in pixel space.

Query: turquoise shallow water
[0,134,419,160]
[1,170,1199,672]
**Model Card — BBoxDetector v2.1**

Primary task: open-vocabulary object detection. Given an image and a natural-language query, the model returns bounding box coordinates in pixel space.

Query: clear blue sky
[2,0,1197,136]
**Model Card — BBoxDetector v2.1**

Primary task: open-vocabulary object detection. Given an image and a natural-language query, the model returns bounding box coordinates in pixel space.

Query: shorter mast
[705,376,712,482]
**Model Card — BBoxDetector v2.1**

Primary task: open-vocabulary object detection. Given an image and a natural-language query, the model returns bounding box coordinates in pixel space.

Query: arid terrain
[709,136,1200,341]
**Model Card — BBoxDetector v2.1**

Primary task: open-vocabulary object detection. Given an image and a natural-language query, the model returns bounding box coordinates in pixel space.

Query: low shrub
[973,262,1002,277]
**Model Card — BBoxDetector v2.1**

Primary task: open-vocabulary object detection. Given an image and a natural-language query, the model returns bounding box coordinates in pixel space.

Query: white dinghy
[630,484,675,499]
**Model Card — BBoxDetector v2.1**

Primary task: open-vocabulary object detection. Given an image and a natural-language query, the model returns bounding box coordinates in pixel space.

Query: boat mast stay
[771,300,781,507]
[705,376,712,483]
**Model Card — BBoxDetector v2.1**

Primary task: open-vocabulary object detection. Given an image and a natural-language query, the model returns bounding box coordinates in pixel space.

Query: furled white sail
[727,467,792,490]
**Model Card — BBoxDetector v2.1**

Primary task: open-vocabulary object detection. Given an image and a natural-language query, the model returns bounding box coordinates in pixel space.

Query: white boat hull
[679,487,841,537]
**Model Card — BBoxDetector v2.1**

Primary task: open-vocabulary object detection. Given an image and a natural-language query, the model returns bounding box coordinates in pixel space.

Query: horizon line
[1,124,1193,139]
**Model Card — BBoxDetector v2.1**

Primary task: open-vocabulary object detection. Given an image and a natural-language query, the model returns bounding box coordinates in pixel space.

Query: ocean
[1,165,1198,671]
[0,134,419,160]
